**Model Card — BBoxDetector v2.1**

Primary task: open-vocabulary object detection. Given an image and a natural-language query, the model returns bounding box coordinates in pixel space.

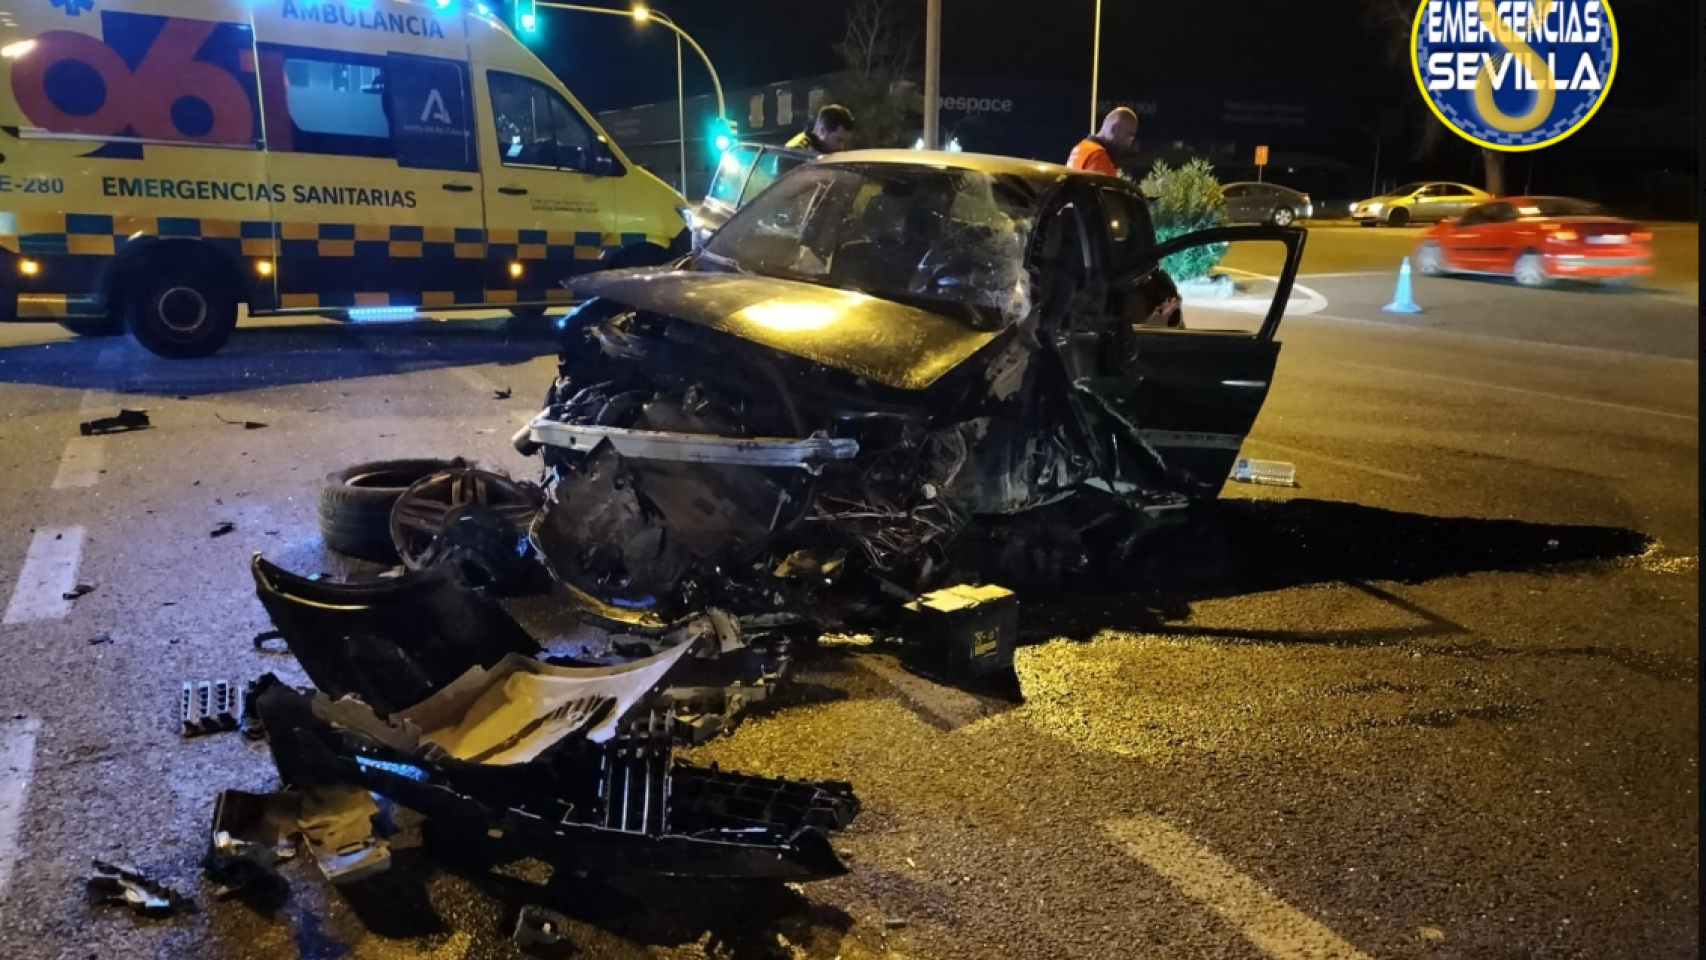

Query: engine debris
[86,859,193,917]
[181,679,242,738]
[79,409,151,436]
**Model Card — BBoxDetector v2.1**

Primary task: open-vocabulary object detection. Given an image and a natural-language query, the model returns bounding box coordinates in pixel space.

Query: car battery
[899,584,1018,682]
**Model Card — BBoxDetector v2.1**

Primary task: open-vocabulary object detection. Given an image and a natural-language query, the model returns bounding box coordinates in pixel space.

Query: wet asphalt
[0,248,1697,960]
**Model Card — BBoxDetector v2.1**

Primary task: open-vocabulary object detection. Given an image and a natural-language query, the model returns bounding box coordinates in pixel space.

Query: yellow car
[1351,182,1492,227]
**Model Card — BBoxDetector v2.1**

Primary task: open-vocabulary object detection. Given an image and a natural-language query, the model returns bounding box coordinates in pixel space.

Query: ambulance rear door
[251,0,483,314]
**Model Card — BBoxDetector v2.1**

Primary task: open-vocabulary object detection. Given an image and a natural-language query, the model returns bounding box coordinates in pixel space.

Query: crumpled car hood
[571,270,1001,392]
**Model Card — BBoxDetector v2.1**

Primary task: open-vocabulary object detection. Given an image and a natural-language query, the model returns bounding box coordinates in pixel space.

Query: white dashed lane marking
[0,717,42,905]
[50,437,106,490]
[2,528,86,626]
[1341,362,1698,422]
[1106,816,1377,960]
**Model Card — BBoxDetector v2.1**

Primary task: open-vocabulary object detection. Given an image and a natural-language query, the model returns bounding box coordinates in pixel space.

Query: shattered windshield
[702,163,1038,328]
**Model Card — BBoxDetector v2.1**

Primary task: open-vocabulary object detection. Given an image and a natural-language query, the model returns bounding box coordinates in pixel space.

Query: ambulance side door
[472,67,616,308]
[252,2,484,313]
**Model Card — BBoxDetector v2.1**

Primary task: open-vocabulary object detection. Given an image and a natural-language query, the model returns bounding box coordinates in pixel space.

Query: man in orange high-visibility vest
[1067,106,1138,176]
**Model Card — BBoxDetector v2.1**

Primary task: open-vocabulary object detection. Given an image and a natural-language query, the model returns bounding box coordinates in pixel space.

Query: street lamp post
[674,33,685,194]
[1089,0,1102,133]
[922,0,942,149]
[532,3,727,194]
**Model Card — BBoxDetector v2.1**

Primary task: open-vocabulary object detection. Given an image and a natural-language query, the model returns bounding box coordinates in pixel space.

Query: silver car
[1350,182,1492,227]
[1222,182,1313,226]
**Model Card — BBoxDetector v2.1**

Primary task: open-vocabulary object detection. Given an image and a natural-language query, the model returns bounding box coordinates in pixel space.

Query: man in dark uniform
[787,104,857,154]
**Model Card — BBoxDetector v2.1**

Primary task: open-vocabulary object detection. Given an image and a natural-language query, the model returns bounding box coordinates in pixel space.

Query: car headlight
[1366,202,1384,214]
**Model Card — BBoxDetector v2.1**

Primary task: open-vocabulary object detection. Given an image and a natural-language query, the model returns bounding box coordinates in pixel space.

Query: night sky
[527,0,1694,128]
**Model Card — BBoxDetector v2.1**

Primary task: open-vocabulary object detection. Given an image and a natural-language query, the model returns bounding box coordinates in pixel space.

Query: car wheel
[1270,206,1295,227]
[1416,241,1448,277]
[318,458,469,562]
[1513,252,1550,288]
[1386,207,1410,227]
[389,468,544,589]
[126,267,239,358]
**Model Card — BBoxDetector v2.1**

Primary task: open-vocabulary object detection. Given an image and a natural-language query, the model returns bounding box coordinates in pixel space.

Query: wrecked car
[519,150,1306,627]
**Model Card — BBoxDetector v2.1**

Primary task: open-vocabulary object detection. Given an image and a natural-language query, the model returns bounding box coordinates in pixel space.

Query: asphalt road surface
[0,229,1697,960]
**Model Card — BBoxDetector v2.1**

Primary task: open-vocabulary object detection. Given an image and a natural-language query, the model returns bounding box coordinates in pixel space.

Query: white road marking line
[1213,269,1331,314]
[1298,271,1389,280]
[1106,816,1377,960]
[2,527,86,625]
[1300,312,1703,367]
[50,436,106,490]
[0,717,42,903]
[1244,438,1421,483]
[857,656,994,731]
[1340,361,1698,422]
[77,345,126,414]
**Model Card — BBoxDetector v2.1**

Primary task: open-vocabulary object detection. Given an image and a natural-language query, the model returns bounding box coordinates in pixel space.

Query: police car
[0,0,689,357]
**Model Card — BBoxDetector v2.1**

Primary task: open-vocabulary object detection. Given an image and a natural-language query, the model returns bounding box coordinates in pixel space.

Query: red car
[1416,197,1653,288]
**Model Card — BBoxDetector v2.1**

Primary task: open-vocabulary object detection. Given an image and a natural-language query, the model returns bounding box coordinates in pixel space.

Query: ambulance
[0,0,690,357]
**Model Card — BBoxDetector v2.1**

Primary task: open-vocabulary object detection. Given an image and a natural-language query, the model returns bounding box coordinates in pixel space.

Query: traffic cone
[1383,257,1423,314]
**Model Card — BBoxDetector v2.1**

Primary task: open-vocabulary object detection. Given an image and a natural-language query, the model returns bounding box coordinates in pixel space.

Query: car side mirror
[589,140,623,177]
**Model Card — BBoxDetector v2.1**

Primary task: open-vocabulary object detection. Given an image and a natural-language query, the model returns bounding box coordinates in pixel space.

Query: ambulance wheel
[58,317,124,338]
[127,268,239,359]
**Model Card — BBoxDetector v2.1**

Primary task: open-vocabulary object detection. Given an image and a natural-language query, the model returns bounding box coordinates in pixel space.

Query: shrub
[1139,159,1230,283]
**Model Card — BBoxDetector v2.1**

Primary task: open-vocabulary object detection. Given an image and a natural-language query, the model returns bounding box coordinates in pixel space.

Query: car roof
[814,149,1092,187]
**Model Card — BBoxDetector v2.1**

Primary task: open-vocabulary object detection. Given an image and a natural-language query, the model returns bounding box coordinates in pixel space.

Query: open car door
[1099,225,1307,499]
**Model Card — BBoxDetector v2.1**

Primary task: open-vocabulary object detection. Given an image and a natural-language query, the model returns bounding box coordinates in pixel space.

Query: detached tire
[318,458,467,561]
[126,267,239,358]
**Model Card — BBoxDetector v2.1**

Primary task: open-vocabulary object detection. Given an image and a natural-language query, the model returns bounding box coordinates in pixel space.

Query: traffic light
[515,0,537,33]
[710,117,736,153]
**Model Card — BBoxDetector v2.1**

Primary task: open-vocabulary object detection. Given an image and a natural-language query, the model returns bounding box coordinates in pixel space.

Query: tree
[1355,0,1506,195]
[829,0,924,148]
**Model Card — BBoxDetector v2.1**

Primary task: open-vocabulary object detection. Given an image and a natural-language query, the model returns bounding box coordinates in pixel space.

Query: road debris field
[0,202,1699,956]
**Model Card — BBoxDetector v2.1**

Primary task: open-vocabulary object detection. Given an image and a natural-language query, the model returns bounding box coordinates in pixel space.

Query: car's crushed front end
[513,157,1306,631]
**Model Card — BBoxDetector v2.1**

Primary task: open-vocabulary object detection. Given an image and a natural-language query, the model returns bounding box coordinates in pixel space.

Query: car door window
[488,71,616,176]
[1457,204,1492,227]
[707,146,759,206]
[1223,184,1249,199]
[1483,202,1517,223]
